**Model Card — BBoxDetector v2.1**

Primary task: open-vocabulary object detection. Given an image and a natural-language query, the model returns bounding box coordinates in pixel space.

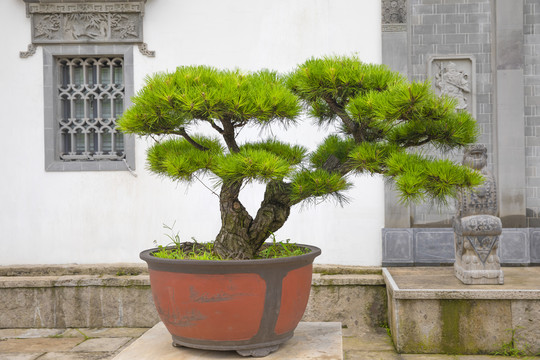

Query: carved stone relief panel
[382,0,407,32]
[21,1,154,57]
[428,56,476,118]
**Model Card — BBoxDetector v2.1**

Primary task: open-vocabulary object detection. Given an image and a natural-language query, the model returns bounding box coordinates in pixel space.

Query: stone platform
[383,266,540,355]
[112,322,342,359]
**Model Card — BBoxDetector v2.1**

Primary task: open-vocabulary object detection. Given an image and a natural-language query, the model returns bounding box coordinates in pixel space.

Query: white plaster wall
[0,0,383,265]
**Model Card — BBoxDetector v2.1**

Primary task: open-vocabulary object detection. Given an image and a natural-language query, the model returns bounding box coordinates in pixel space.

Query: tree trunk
[213,180,295,260]
[213,181,258,259]
[249,181,293,250]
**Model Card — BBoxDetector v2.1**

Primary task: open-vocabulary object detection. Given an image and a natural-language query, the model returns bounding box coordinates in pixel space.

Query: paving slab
[0,354,43,360]
[343,350,400,360]
[342,332,395,352]
[0,338,82,353]
[38,352,114,360]
[61,328,150,339]
[113,322,342,360]
[0,329,63,339]
[72,337,132,352]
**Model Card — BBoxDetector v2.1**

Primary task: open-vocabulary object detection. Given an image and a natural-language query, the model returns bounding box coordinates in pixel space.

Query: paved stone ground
[1,326,540,360]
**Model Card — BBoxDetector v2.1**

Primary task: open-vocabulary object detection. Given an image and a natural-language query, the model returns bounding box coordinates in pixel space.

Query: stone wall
[409,0,494,226]
[524,0,540,227]
[383,0,539,229]
[382,0,540,265]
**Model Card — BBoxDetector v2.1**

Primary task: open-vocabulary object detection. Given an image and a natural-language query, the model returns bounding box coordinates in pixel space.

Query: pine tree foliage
[119,58,482,259]
[118,65,350,259]
[287,55,483,204]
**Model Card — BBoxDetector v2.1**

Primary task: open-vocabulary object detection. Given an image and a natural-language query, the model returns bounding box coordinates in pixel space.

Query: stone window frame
[43,44,135,171]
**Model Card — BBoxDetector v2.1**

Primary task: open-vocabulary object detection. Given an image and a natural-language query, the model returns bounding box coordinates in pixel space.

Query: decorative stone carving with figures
[20,0,154,57]
[453,144,504,285]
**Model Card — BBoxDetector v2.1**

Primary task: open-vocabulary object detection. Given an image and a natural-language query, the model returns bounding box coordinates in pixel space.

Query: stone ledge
[0,263,382,277]
[0,263,148,277]
[0,273,384,288]
[0,274,150,289]
[0,264,384,288]
[312,273,385,286]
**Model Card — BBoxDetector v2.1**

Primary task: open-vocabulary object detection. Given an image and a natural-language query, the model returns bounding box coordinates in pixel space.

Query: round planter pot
[140,244,321,357]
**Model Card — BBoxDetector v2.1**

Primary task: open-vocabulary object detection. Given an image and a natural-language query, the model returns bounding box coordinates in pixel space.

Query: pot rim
[140,243,321,267]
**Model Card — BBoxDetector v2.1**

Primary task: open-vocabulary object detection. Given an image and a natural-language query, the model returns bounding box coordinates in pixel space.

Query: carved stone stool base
[454,263,504,285]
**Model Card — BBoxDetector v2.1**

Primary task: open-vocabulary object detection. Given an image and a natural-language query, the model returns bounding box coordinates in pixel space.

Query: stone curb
[0,273,384,288]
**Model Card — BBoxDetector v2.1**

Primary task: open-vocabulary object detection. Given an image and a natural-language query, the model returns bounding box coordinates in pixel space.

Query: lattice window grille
[57,56,125,161]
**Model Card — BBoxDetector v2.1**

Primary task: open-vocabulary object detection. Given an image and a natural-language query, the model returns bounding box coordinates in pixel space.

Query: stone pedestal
[113,322,343,359]
[453,145,504,285]
[454,215,503,285]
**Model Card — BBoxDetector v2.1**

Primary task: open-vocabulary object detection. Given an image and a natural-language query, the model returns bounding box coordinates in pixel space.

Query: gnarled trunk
[249,181,293,250]
[213,180,294,260]
[214,181,257,259]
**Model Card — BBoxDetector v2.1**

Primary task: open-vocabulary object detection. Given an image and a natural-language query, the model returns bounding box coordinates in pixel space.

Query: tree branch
[322,96,364,143]
[221,118,240,153]
[172,128,209,151]
[209,120,224,134]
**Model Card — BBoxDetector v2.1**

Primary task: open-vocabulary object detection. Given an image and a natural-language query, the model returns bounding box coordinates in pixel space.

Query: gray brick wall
[524,0,540,227]
[409,0,493,226]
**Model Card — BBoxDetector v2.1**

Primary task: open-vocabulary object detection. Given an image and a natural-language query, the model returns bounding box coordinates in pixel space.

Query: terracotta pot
[140,244,321,357]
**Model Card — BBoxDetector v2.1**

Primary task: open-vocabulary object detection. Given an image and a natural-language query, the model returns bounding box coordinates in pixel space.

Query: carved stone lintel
[20,1,154,58]
[20,43,37,58]
[138,42,155,57]
[26,2,145,14]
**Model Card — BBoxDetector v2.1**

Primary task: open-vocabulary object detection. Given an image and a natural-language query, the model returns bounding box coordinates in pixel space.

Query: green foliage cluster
[119,56,482,258]
[119,65,349,204]
[287,55,483,204]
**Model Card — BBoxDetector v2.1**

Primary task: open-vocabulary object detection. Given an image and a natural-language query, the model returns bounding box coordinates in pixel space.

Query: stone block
[382,229,413,265]
[414,229,454,265]
[304,276,387,331]
[394,299,442,353]
[500,229,530,264]
[0,288,57,328]
[436,23,457,34]
[444,34,467,44]
[435,44,458,54]
[531,229,540,263]
[511,300,540,354]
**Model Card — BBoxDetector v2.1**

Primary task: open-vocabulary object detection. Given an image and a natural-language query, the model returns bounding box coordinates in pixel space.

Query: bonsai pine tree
[119,57,482,260]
